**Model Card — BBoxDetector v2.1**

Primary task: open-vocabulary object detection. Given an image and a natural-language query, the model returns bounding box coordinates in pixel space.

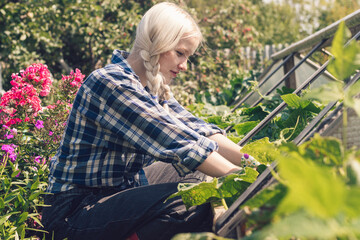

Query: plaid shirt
[47,50,223,193]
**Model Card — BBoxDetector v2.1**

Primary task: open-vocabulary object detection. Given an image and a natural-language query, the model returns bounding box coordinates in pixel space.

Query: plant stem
[221,198,228,210]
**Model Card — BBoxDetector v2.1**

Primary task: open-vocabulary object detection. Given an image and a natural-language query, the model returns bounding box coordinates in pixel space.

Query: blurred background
[0,0,358,105]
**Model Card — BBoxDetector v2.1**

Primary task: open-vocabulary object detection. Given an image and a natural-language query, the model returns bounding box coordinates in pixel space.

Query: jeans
[42,162,213,240]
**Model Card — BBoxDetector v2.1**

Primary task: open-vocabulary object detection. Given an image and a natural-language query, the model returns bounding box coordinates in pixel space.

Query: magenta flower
[49,131,53,136]
[1,144,18,163]
[9,153,17,162]
[34,156,42,164]
[35,120,44,129]
[2,144,15,153]
[34,156,46,165]
[5,133,14,139]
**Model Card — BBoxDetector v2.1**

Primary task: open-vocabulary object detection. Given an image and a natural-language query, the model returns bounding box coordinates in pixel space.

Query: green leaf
[242,182,287,210]
[218,168,259,206]
[167,168,259,209]
[205,115,230,129]
[0,197,4,210]
[241,137,278,165]
[344,186,360,217]
[4,194,17,204]
[0,212,20,226]
[167,179,221,209]
[233,121,259,136]
[11,169,21,178]
[16,212,28,225]
[331,21,351,59]
[30,179,40,191]
[327,21,360,81]
[28,191,42,201]
[276,153,346,218]
[281,94,303,108]
[303,81,343,104]
[299,134,343,166]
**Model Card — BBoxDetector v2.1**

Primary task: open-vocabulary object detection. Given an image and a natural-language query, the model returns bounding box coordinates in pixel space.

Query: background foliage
[1,0,357,105]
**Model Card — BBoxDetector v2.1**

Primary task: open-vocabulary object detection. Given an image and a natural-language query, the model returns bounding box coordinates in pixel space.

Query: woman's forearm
[208,133,245,166]
[196,151,241,177]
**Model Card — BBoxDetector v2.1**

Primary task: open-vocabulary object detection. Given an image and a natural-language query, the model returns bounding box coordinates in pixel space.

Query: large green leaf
[241,137,278,165]
[218,168,259,206]
[276,152,346,218]
[303,81,343,104]
[242,182,287,210]
[299,134,343,166]
[327,21,360,81]
[167,179,221,209]
[281,94,304,109]
[167,168,258,209]
[233,121,259,136]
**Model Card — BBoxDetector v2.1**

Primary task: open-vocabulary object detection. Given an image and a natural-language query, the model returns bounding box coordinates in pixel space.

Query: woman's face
[158,36,200,84]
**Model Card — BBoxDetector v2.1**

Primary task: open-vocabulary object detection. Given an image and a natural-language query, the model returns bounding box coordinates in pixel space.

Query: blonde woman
[42,2,259,240]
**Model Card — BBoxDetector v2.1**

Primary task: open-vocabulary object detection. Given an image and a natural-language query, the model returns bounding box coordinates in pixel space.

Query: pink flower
[49,131,53,136]
[5,133,14,139]
[34,156,41,164]
[2,144,14,153]
[35,120,44,129]
[1,144,18,163]
[12,63,52,97]
[46,104,56,109]
[34,156,46,165]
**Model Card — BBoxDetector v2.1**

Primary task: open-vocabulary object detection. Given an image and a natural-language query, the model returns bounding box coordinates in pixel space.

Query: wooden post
[283,55,297,89]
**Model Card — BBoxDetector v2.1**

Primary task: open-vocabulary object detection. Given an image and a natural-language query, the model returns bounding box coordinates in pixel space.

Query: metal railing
[214,10,360,237]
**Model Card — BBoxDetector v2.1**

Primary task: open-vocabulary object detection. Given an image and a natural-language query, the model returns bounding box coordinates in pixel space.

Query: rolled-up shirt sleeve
[77,67,218,176]
[167,97,226,137]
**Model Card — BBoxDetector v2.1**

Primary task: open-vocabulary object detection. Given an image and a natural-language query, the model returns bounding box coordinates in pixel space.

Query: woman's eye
[176,51,184,56]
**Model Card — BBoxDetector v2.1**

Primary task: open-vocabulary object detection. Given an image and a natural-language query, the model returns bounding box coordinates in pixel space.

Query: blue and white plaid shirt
[47,50,223,193]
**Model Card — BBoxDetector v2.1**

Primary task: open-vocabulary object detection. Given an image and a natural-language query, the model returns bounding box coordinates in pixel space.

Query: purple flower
[2,144,15,154]
[9,153,17,162]
[34,156,46,165]
[35,120,44,129]
[1,144,18,163]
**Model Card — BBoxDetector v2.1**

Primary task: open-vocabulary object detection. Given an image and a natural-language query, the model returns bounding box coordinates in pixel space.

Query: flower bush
[0,64,85,239]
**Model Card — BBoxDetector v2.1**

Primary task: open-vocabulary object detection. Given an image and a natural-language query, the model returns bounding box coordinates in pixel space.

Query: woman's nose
[178,59,188,71]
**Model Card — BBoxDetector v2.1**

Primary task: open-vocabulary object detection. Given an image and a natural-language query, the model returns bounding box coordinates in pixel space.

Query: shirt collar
[111,49,139,79]
[111,49,152,95]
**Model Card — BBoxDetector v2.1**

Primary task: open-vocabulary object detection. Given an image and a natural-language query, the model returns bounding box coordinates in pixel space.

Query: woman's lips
[171,71,178,77]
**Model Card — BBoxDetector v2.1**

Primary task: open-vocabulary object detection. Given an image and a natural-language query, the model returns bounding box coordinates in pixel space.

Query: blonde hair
[131,2,202,111]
